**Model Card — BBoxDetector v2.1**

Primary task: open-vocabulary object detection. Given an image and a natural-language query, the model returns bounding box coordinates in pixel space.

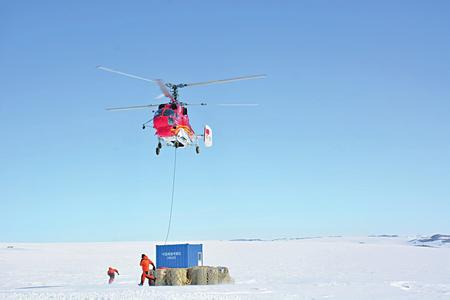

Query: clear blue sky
[1,1,449,242]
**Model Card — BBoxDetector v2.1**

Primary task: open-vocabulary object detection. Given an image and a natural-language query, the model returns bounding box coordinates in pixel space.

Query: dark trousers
[108,273,115,284]
[141,271,155,286]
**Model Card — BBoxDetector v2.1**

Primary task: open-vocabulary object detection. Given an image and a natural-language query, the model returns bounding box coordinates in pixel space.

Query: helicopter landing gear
[156,142,162,155]
[196,145,200,154]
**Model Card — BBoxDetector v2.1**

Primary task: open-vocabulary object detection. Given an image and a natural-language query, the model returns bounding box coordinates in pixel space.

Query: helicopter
[97,66,265,155]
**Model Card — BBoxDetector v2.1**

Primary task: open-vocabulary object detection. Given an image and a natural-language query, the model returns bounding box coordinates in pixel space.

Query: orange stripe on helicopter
[171,125,194,137]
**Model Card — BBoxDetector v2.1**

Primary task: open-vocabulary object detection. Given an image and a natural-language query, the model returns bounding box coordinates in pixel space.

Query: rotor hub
[166,83,188,101]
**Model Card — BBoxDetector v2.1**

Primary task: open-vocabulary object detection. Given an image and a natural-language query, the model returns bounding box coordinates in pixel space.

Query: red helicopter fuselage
[152,102,196,147]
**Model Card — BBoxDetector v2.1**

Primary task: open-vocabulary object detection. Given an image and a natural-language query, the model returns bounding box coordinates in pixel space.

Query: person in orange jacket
[139,254,156,286]
[107,267,119,284]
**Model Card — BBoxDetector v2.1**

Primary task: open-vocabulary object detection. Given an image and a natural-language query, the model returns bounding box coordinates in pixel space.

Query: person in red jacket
[139,254,156,286]
[107,267,119,284]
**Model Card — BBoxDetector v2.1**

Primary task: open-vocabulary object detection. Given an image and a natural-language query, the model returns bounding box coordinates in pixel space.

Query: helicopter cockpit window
[163,109,175,117]
[155,109,163,116]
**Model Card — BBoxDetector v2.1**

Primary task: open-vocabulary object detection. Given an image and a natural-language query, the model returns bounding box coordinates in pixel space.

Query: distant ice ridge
[409,234,450,248]
[229,236,338,242]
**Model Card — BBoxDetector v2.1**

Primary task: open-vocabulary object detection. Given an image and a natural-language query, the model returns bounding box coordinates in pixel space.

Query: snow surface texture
[1,236,450,299]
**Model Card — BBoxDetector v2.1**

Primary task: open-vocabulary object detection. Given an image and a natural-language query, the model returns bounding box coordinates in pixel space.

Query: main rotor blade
[184,103,208,106]
[97,66,174,100]
[106,104,160,111]
[217,103,259,106]
[184,74,266,88]
[183,103,259,107]
[97,66,157,83]
[155,79,174,100]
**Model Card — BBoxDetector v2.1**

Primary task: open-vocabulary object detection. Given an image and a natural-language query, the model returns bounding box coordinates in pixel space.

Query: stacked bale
[157,266,233,286]
[217,266,233,284]
[206,267,219,285]
[155,269,167,286]
[187,266,208,285]
[165,268,189,286]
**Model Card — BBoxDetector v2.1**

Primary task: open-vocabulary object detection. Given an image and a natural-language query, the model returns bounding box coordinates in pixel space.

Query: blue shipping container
[156,244,203,269]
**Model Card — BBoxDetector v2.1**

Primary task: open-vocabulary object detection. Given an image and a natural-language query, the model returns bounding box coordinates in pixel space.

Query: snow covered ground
[1,236,450,299]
